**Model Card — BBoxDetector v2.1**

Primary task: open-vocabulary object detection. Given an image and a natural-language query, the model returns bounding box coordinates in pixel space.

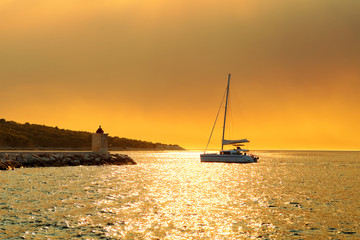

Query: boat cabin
[220,147,249,155]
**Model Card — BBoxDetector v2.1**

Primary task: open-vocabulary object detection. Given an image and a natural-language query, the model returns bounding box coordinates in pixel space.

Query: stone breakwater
[0,152,136,170]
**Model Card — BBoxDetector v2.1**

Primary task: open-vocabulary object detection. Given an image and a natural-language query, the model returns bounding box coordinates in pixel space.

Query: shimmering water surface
[1,151,359,239]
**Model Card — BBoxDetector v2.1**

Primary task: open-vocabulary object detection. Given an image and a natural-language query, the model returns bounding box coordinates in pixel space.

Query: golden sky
[1,0,359,150]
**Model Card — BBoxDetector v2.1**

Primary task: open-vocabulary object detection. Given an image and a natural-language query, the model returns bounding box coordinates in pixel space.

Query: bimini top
[222,139,250,145]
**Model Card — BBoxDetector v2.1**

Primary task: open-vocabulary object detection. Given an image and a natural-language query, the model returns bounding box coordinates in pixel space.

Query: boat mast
[221,73,231,151]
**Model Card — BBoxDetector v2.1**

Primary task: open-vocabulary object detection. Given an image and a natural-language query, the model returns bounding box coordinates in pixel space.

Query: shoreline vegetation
[0,118,184,151]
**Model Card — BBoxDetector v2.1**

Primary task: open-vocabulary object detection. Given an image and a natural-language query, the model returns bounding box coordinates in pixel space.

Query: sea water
[0,151,359,239]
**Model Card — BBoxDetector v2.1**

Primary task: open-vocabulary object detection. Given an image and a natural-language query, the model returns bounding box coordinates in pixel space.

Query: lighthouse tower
[92,126,109,154]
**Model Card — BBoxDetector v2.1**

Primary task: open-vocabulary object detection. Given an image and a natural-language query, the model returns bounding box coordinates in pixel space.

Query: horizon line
[186,148,360,152]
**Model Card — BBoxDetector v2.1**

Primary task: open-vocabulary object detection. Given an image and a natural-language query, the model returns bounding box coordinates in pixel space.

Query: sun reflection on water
[0,151,359,239]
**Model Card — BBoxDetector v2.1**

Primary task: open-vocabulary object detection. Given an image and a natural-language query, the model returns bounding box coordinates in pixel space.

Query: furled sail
[222,139,250,145]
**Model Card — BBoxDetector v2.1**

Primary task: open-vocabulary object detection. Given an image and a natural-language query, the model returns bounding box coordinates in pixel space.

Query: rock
[71,158,81,165]
[0,152,136,170]
[0,161,8,170]
[53,154,62,160]
[40,157,50,162]
[62,157,71,163]
[0,160,18,170]
[16,155,24,163]
[24,154,33,162]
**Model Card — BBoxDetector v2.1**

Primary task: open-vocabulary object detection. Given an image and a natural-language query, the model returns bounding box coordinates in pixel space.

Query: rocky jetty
[0,152,136,170]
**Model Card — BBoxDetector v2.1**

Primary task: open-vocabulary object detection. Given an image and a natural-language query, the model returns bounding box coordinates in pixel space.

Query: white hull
[200,153,256,163]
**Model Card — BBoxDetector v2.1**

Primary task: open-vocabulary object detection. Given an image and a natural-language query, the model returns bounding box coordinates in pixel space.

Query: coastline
[0,152,136,170]
[0,146,185,151]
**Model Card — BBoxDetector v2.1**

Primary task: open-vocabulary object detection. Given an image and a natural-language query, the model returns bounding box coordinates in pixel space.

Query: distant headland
[0,118,184,151]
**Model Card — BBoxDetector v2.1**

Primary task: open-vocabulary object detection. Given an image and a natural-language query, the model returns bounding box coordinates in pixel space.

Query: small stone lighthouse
[92,126,109,154]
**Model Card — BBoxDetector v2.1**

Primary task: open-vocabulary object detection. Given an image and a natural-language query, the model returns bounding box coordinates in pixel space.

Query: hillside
[0,118,184,150]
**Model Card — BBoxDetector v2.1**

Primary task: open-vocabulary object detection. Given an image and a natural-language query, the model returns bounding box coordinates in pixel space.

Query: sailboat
[200,74,259,163]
